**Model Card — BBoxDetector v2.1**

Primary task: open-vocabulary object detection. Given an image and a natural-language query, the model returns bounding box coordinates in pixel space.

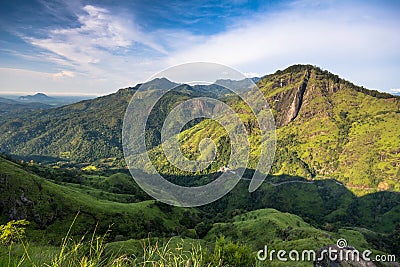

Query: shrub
[208,236,255,267]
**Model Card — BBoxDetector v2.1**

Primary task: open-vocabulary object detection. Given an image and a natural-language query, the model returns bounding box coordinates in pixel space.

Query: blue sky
[0,0,399,95]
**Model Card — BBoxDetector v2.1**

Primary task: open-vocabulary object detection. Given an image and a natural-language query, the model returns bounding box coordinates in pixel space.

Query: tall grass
[0,213,256,267]
[132,238,210,267]
[0,235,212,267]
[1,234,260,267]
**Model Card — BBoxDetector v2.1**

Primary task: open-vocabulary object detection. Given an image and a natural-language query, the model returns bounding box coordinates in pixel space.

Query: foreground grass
[0,216,255,267]
[1,214,395,267]
[0,235,259,267]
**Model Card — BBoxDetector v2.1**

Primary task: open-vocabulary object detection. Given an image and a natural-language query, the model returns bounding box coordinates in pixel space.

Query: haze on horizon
[0,0,399,96]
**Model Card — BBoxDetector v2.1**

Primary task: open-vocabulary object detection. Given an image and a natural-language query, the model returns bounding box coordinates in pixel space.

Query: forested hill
[0,64,399,195]
[257,65,400,193]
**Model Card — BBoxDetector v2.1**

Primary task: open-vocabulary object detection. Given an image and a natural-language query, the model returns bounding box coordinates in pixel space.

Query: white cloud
[243,72,261,78]
[164,0,400,91]
[7,0,400,94]
[24,4,167,81]
[6,4,179,95]
[52,70,75,78]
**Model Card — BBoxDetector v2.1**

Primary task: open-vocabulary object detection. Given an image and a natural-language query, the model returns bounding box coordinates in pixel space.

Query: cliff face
[261,66,341,127]
[271,69,310,127]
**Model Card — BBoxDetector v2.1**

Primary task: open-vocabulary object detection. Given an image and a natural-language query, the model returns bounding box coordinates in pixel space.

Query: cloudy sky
[0,0,399,95]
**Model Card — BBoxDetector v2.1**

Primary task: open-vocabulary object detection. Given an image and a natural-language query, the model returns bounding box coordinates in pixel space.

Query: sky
[0,0,399,96]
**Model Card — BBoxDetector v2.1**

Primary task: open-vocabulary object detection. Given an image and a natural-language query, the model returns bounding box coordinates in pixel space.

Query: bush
[208,236,255,267]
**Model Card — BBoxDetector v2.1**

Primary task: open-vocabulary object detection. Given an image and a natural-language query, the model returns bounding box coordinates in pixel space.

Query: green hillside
[262,65,400,194]
[143,65,400,195]
[3,154,400,248]
[1,205,395,266]
[0,80,225,166]
[1,154,400,265]
[104,208,393,266]
[0,156,201,244]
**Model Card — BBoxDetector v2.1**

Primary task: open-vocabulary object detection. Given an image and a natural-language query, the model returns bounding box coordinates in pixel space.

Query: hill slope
[143,65,400,194]
[0,156,200,243]
[0,80,223,164]
[2,153,400,261]
[260,65,400,193]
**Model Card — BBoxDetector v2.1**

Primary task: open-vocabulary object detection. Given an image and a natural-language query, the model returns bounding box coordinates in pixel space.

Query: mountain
[0,97,18,104]
[0,79,212,164]
[137,65,400,195]
[136,77,179,91]
[0,90,133,163]
[18,92,54,102]
[13,92,96,107]
[0,65,399,196]
[250,77,261,83]
[258,65,399,193]
[0,96,52,117]
[214,78,256,95]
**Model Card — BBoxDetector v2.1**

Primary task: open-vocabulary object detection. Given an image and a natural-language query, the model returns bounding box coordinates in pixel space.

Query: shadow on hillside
[116,166,400,234]
[9,154,64,164]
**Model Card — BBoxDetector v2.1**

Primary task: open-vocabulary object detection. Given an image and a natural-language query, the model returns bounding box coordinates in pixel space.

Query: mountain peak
[274,64,314,75]
[33,93,48,97]
[266,64,395,96]
[258,64,399,127]
[139,77,178,91]
[18,92,53,102]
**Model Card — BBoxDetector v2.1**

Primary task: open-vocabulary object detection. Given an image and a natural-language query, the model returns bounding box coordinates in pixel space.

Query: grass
[1,208,395,267]
[0,218,246,267]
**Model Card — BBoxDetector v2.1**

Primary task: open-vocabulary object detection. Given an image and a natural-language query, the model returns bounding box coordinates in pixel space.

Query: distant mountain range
[18,92,54,102]
[0,65,399,196]
[0,97,19,104]
[0,93,96,118]
[16,92,95,106]
[0,96,52,116]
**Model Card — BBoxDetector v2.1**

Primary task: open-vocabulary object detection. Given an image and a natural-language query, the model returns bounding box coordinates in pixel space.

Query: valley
[0,65,399,266]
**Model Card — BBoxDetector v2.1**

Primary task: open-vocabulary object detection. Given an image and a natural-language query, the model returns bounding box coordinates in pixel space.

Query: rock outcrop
[270,69,310,127]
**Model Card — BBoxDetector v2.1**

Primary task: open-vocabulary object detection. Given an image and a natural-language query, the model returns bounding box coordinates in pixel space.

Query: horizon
[1,0,400,95]
[0,91,100,97]
[1,64,400,98]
